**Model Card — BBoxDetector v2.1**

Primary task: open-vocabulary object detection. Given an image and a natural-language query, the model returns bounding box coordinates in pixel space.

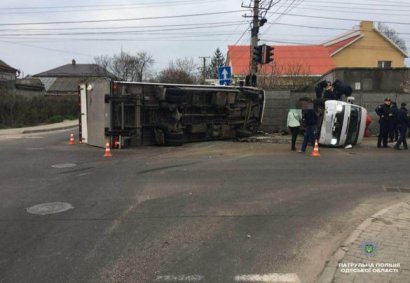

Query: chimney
[360,21,373,32]
[72,59,76,66]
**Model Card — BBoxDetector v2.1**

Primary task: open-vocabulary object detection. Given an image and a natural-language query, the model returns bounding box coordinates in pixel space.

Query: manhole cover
[26,202,74,215]
[51,163,77,169]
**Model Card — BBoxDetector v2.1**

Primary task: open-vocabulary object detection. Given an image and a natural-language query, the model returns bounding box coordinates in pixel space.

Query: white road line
[155,275,204,282]
[234,273,301,283]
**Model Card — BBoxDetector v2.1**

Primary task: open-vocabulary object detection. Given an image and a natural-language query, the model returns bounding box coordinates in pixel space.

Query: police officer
[388,101,399,142]
[375,98,391,148]
[394,102,408,150]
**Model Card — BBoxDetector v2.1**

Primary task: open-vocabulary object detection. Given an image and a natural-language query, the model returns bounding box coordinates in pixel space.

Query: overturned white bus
[318,100,367,147]
[79,80,265,148]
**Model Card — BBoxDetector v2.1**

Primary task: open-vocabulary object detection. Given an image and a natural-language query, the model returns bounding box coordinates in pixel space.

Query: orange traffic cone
[69,133,75,145]
[104,142,112,157]
[311,139,320,157]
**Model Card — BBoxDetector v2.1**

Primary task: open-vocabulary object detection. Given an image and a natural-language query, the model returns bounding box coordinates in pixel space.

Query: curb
[22,124,78,134]
[317,201,407,283]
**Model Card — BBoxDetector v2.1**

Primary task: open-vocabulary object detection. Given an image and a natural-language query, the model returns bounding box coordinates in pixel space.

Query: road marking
[155,275,204,282]
[26,147,44,151]
[51,163,77,168]
[26,202,74,215]
[76,172,91,177]
[234,273,301,283]
[24,136,44,139]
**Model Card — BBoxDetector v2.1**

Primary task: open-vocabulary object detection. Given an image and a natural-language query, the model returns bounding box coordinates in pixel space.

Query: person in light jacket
[287,108,302,151]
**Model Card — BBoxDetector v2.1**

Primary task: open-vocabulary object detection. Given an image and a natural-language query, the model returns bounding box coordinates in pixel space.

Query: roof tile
[228,45,336,76]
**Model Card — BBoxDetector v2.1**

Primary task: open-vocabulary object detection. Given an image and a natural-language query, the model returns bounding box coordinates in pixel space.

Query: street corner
[318,202,410,283]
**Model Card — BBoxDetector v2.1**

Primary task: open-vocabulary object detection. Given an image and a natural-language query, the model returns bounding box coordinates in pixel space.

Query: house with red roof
[226,21,407,89]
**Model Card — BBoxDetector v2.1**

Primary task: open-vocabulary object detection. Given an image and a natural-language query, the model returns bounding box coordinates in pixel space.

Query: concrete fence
[261,90,410,136]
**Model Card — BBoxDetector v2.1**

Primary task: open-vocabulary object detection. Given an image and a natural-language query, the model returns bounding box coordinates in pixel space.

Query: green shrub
[0,95,79,128]
[64,115,78,120]
[47,115,65,123]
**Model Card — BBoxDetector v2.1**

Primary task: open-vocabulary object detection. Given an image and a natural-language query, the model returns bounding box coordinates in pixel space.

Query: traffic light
[264,45,274,64]
[253,45,263,64]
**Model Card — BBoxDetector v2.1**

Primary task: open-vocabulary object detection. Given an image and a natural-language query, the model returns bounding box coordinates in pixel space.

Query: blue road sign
[218,66,232,85]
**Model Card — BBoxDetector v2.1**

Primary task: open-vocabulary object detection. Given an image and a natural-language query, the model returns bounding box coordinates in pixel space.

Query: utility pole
[199,56,210,83]
[250,0,260,77]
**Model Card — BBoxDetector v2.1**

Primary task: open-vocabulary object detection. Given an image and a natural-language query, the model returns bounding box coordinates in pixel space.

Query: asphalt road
[1,130,409,283]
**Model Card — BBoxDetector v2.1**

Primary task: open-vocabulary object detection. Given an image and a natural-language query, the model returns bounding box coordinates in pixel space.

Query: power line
[270,22,351,31]
[261,21,410,36]
[262,0,304,35]
[0,24,249,37]
[0,21,245,33]
[266,11,410,25]
[0,0,223,15]
[291,6,410,17]
[302,0,410,8]
[0,0,220,10]
[298,3,410,12]
[0,10,244,26]
[0,39,93,57]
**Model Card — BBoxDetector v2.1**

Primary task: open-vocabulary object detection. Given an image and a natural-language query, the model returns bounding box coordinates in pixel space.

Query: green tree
[209,48,226,79]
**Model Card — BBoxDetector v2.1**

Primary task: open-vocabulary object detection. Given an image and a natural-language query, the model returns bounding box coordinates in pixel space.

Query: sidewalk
[0,120,78,136]
[319,201,410,283]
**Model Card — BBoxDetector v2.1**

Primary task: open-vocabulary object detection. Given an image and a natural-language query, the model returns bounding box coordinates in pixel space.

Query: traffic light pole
[250,0,260,78]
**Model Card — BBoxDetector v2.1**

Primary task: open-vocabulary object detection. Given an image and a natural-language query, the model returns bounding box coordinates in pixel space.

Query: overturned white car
[319,100,367,147]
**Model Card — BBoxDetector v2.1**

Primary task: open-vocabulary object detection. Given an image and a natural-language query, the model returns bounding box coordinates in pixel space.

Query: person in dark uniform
[323,83,336,100]
[332,79,353,100]
[315,80,331,99]
[394,103,408,150]
[375,98,391,148]
[388,102,399,142]
[298,109,317,153]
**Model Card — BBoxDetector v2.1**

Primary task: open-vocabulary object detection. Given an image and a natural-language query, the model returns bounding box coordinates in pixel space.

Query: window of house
[378,61,392,68]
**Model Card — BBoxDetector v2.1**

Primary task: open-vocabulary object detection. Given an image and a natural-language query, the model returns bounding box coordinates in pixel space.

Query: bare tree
[157,57,199,84]
[258,62,315,90]
[94,50,154,81]
[377,22,407,52]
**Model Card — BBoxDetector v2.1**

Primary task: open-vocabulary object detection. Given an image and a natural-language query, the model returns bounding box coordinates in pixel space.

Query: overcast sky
[0,0,409,76]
